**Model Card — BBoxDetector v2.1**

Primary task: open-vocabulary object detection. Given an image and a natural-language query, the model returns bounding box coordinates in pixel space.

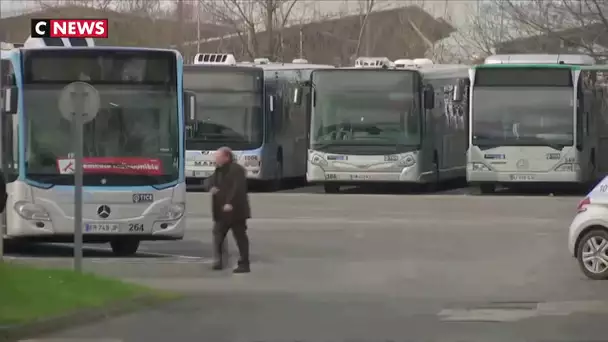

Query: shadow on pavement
[3,241,157,258]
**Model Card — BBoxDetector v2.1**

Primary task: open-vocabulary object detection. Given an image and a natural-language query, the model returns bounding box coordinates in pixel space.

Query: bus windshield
[184,68,263,151]
[472,68,574,148]
[311,70,420,152]
[22,49,179,186]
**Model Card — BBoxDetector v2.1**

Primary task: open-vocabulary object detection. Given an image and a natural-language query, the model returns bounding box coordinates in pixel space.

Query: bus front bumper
[307,165,423,183]
[467,170,582,183]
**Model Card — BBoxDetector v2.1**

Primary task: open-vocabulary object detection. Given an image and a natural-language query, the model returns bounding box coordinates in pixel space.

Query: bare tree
[199,0,302,60]
[30,0,177,47]
[445,1,539,63]
[33,0,113,10]
[354,0,375,57]
[495,0,608,58]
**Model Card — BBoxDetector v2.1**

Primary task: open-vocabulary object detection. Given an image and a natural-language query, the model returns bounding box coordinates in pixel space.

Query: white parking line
[20,339,123,342]
[51,244,204,260]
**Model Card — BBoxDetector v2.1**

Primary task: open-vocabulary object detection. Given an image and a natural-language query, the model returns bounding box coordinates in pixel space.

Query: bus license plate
[84,223,119,233]
[350,174,371,180]
[509,174,535,181]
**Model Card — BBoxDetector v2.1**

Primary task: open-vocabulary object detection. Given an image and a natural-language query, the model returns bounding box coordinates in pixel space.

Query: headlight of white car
[14,201,50,221]
[158,203,185,220]
[310,154,328,167]
[398,156,416,167]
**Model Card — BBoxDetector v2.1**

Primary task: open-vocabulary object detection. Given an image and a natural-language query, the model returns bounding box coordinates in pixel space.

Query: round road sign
[58,81,100,123]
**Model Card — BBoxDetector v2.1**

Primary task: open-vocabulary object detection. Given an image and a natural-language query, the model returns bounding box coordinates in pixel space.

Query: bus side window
[1,59,18,182]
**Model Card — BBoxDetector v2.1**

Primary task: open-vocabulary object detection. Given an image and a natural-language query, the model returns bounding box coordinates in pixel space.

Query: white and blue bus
[184,54,334,191]
[0,37,186,256]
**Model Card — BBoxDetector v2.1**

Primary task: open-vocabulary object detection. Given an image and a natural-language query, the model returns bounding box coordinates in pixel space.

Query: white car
[568,177,608,280]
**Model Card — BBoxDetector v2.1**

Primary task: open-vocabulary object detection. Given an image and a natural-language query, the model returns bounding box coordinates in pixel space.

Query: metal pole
[197,0,201,53]
[72,91,85,273]
[0,69,4,262]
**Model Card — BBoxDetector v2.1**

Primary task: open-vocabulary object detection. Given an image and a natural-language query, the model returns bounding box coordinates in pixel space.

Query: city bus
[467,54,608,193]
[184,53,334,191]
[307,57,470,193]
[0,37,186,256]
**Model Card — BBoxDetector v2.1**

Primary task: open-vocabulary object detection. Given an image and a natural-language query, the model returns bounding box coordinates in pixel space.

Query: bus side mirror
[184,91,196,123]
[269,95,275,112]
[423,85,435,109]
[452,81,464,102]
[2,87,18,115]
[293,87,302,105]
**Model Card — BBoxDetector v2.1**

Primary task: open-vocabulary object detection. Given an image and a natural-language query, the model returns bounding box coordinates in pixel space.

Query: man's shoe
[233,264,250,273]
[211,260,223,271]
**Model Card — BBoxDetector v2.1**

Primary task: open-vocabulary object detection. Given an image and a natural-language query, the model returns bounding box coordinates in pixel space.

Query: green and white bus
[467,54,608,193]
[307,57,470,193]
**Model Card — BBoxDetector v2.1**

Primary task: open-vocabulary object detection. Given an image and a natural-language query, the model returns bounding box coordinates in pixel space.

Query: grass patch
[0,262,163,326]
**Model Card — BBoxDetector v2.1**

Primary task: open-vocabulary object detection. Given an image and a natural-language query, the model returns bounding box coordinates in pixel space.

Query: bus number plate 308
[509,174,535,181]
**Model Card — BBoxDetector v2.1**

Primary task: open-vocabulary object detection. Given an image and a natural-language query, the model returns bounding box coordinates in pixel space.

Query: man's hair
[218,146,235,162]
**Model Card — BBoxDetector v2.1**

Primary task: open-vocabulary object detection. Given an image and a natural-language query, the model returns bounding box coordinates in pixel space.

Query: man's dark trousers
[213,220,250,266]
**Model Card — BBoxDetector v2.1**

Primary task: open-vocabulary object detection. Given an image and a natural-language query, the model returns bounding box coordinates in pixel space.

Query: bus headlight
[398,156,416,167]
[14,201,50,221]
[310,154,328,167]
[158,203,185,220]
[554,163,580,172]
[469,162,491,171]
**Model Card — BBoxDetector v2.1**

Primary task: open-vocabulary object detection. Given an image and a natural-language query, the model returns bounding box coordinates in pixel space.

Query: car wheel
[576,229,608,280]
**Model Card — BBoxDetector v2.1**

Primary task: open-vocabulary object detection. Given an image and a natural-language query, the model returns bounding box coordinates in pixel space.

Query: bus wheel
[479,184,495,194]
[324,184,340,193]
[110,239,140,257]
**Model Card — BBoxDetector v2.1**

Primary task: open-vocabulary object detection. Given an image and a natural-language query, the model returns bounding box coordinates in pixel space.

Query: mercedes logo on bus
[516,159,529,170]
[97,205,111,219]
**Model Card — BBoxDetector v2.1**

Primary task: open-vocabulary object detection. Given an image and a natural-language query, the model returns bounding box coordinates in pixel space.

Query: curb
[0,293,180,342]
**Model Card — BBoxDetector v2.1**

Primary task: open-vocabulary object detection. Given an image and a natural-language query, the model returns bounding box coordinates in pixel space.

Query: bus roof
[184,64,262,71]
[418,64,469,78]
[19,46,180,54]
[474,63,582,70]
[258,63,335,71]
[483,54,595,65]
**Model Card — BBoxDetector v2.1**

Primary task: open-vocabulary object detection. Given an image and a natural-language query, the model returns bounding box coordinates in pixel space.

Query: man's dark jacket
[203,161,251,223]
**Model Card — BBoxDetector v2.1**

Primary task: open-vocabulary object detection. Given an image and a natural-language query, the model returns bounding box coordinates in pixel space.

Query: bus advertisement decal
[56,157,163,175]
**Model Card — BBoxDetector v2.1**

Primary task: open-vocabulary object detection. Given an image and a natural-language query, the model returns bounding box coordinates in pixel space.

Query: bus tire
[324,184,340,193]
[479,184,495,194]
[271,160,283,191]
[110,238,140,257]
[424,152,440,192]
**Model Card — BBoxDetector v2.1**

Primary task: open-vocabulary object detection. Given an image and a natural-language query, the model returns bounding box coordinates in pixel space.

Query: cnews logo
[31,19,108,38]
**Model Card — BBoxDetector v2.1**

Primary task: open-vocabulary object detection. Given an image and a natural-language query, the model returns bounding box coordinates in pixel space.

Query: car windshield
[184,68,263,151]
[22,49,179,186]
[311,70,420,151]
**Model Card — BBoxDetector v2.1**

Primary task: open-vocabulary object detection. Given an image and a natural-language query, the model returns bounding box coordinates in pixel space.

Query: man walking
[204,147,251,273]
